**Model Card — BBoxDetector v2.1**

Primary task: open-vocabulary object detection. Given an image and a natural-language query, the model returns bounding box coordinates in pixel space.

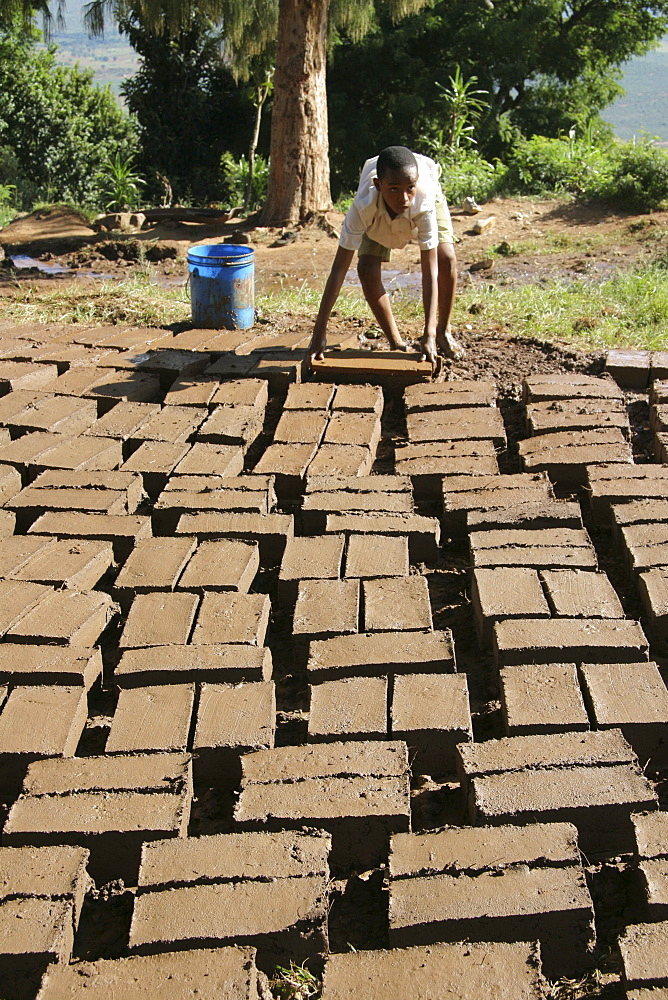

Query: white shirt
[339,152,441,253]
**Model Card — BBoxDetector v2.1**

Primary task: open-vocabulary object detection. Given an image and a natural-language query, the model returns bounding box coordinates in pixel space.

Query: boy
[309,145,463,365]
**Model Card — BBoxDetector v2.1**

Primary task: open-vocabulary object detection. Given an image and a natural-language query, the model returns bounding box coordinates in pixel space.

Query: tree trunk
[258,0,332,226]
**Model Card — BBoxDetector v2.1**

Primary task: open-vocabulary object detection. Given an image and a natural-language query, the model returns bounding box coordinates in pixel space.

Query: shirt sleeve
[414,206,439,251]
[338,200,366,251]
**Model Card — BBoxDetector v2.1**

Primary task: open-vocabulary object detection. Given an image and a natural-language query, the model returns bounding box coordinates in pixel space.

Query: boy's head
[374,146,418,217]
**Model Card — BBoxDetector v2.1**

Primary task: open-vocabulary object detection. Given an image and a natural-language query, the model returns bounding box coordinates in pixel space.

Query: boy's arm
[419,246,439,364]
[309,246,355,362]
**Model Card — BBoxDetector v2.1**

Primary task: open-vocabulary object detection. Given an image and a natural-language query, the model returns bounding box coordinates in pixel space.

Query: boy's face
[374,166,418,218]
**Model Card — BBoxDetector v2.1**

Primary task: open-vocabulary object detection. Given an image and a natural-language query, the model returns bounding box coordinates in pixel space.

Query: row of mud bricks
[2,322,668,998]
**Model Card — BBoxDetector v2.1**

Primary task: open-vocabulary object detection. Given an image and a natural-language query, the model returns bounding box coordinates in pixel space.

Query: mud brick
[193,681,275,779]
[28,468,145,513]
[458,729,658,854]
[273,408,329,445]
[6,589,113,646]
[391,672,472,775]
[0,507,14,535]
[541,569,624,618]
[83,370,162,404]
[621,522,668,568]
[4,753,193,883]
[308,675,387,741]
[471,567,550,646]
[523,373,624,403]
[520,436,633,486]
[332,383,383,414]
[638,568,668,648]
[442,472,553,533]
[129,405,207,445]
[31,434,124,474]
[320,940,546,1000]
[468,501,582,533]
[249,354,304,391]
[177,538,259,593]
[307,443,374,477]
[135,349,211,381]
[0,536,59,577]
[324,411,382,452]
[29,512,152,562]
[130,831,329,965]
[278,534,345,606]
[284,383,335,410]
[307,629,455,681]
[7,395,98,436]
[500,663,589,735]
[121,441,190,491]
[114,536,197,594]
[305,474,411,495]
[176,511,293,563]
[404,379,497,412]
[473,527,592,561]
[302,490,413,533]
[294,578,360,639]
[198,405,264,449]
[655,431,668,463]
[0,430,72,471]
[163,375,220,407]
[650,403,668,433]
[106,684,195,754]
[120,592,199,648]
[192,592,270,645]
[394,442,499,494]
[633,810,668,859]
[98,328,166,352]
[85,400,158,439]
[606,349,651,391]
[406,406,506,446]
[162,472,276,499]
[0,645,101,689]
[0,389,47,423]
[0,843,90,920]
[204,354,257,379]
[586,465,668,521]
[388,821,593,976]
[9,483,128,519]
[116,644,272,687]
[652,355,668,381]
[0,463,21,505]
[0,579,52,637]
[325,513,440,563]
[363,576,432,632]
[11,538,114,590]
[494,617,649,667]
[0,686,87,791]
[620,922,668,989]
[235,740,410,871]
[36,947,259,1000]
[0,361,58,393]
[173,442,245,477]
[580,661,668,762]
[253,442,318,501]
[208,378,269,409]
[51,367,110,397]
[0,897,77,977]
[345,533,409,578]
[527,397,629,435]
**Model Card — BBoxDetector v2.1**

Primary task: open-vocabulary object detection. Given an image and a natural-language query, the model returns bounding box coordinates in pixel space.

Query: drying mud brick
[0,390,47,424]
[173,441,244,477]
[153,486,271,531]
[32,434,124,474]
[494,617,649,666]
[192,592,270,646]
[277,534,345,606]
[177,538,259,593]
[307,629,455,681]
[388,821,593,976]
[320,940,547,1000]
[106,684,195,754]
[0,686,87,790]
[129,405,206,445]
[114,536,197,593]
[394,441,499,491]
[301,489,413,534]
[586,465,668,521]
[619,922,668,989]
[121,441,190,486]
[406,407,506,446]
[0,508,15,536]
[5,537,113,591]
[36,946,259,1000]
[0,897,77,975]
[467,499,583,532]
[632,810,668,859]
[404,380,497,412]
[176,511,293,563]
[526,397,629,435]
[580,661,668,762]
[0,645,102,690]
[273,408,329,445]
[29,511,152,562]
[6,589,113,646]
[0,463,21,506]
[363,575,433,632]
[325,513,440,563]
[307,443,374,478]
[207,378,269,410]
[638,568,668,648]
[344,533,409,578]
[0,843,90,921]
[638,857,668,918]
[4,753,193,883]
[193,681,275,779]
[9,482,129,518]
[500,663,589,735]
[471,567,550,646]
[308,675,388,741]
[605,349,652,390]
[442,472,553,533]
[324,411,382,452]
[198,405,264,449]
[620,523,668,573]
[0,361,58,393]
[305,474,411,495]
[115,643,272,687]
[27,469,145,514]
[391,672,472,775]
[130,831,330,965]
[253,442,319,501]
[249,353,305,391]
[458,729,658,855]
[293,578,360,639]
[163,375,219,408]
[84,400,158,439]
[0,431,77,471]
[204,354,257,380]
[540,569,624,618]
[520,438,633,486]
[0,579,52,635]
[119,591,199,648]
[284,383,335,410]
[7,394,97,436]
[632,813,668,916]
[331,384,383,413]
[235,740,411,871]
[523,373,624,403]
[83,371,162,404]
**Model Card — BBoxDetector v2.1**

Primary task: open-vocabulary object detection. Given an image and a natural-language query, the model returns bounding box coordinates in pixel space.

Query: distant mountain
[40,0,138,94]
[603,36,668,143]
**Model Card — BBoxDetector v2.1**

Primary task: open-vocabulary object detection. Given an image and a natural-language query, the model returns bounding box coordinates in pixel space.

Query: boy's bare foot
[386,334,407,351]
[436,329,465,360]
[309,331,327,363]
[418,334,437,365]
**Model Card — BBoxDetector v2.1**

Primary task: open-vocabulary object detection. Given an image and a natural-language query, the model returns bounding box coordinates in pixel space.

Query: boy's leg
[436,241,464,359]
[357,245,407,351]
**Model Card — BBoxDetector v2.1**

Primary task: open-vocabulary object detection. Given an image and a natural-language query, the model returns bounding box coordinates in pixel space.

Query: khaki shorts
[358,187,454,260]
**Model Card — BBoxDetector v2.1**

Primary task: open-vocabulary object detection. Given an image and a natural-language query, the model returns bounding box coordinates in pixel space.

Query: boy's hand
[309,327,327,364]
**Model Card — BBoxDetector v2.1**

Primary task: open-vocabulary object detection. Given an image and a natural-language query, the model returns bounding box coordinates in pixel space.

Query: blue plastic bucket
[187,244,254,329]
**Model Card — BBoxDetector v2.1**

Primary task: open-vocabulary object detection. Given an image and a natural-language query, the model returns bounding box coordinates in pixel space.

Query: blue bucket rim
[187,243,254,266]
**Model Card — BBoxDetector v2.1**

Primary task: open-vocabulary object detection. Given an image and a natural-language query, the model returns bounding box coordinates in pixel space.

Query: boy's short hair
[376,146,418,179]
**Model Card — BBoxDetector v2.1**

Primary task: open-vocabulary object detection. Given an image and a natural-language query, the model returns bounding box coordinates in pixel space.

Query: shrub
[219,152,269,212]
[591,140,668,211]
[437,148,507,206]
[503,132,609,196]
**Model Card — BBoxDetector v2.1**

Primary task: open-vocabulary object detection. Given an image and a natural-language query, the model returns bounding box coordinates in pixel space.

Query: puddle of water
[10,254,69,274]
